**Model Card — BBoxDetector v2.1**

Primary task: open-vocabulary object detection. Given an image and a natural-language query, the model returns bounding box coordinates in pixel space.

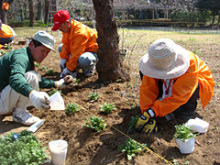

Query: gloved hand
[29,90,50,110]
[59,58,67,72]
[60,67,77,78]
[135,108,156,133]
[141,119,158,134]
[56,75,76,88]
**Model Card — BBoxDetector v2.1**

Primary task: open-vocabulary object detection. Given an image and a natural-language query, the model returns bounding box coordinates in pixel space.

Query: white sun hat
[139,38,190,79]
[33,30,55,52]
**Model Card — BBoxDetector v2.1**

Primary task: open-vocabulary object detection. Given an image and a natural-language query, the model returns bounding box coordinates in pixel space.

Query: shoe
[13,108,40,126]
[85,65,95,77]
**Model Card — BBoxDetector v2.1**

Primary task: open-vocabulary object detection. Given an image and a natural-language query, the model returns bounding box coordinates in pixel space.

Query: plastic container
[49,140,68,165]
[186,117,209,133]
[49,92,65,110]
[176,137,195,154]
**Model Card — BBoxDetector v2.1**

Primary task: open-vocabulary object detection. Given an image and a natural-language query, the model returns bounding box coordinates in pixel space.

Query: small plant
[128,116,139,132]
[87,91,100,101]
[118,138,147,160]
[73,78,80,85]
[47,69,54,74]
[83,116,107,132]
[0,130,47,164]
[174,123,196,142]
[40,66,47,71]
[65,103,81,115]
[48,89,62,96]
[34,62,40,67]
[100,102,116,114]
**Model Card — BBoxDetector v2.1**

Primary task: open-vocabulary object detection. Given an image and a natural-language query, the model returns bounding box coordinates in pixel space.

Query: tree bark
[29,0,35,27]
[92,0,130,83]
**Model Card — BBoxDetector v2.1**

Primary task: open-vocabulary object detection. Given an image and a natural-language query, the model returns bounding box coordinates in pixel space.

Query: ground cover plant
[0,27,220,165]
[0,130,47,165]
[65,102,81,115]
[99,102,116,114]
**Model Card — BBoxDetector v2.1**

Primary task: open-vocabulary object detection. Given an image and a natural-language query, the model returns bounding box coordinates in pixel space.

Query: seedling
[83,116,107,132]
[34,62,40,67]
[48,89,62,96]
[47,69,54,74]
[118,138,147,160]
[100,102,116,114]
[88,91,100,101]
[174,123,196,142]
[65,103,81,115]
[0,130,47,164]
[73,78,80,85]
[40,66,47,71]
[128,116,139,132]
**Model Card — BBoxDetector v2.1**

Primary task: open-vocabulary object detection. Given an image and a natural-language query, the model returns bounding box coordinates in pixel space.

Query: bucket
[49,140,68,165]
[48,92,65,110]
[176,137,195,154]
[186,117,209,133]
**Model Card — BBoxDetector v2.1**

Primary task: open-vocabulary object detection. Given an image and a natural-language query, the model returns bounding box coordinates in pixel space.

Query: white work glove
[59,58,67,72]
[60,67,77,78]
[56,75,76,88]
[29,90,50,110]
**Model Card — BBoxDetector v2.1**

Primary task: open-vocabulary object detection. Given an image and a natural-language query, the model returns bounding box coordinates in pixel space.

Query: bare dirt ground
[0,29,220,165]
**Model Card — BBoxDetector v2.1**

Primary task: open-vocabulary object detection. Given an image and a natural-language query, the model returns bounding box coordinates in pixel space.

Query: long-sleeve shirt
[0,47,55,97]
[60,19,98,71]
[140,51,215,117]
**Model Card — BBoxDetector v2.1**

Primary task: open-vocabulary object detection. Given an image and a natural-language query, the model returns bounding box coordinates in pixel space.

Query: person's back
[0,20,15,45]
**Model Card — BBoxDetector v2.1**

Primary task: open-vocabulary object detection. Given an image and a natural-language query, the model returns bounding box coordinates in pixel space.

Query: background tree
[195,0,220,24]
[28,0,35,27]
[92,0,130,83]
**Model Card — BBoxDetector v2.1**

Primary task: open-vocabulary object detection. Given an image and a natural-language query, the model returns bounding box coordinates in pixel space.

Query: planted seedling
[128,116,139,132]
[40,66,47,71]
[100,102,116,114]
[73,78,80,85]
[65,103,81,115]
[83,116,107,132]
[47,69,54,74]
[118,138,147,160]
[48,89,62,96]
[34,62,40,67]
[0,130,47,164]
[174,123,196,142]
[87,91,100,102]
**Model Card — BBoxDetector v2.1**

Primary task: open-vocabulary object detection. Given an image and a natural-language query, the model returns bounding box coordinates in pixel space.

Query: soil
[0,32,220,165]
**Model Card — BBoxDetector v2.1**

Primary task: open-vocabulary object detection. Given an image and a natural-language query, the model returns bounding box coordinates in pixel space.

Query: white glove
[29,90,50,110]
[56,75,76,88]
[59,58,67,72]
[60,67,77,78]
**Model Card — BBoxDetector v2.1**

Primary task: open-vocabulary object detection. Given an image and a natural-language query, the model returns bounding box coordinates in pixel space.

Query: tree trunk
[92,0,130,83]
[29,0,35,27]
[36,0,42,21]
[44,0,49,24]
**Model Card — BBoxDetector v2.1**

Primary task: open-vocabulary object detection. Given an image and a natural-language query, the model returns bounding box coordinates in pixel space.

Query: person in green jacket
[0,30,75,126]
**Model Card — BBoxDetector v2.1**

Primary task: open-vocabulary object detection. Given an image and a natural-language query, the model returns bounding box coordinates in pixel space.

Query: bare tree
[92,0,130,83]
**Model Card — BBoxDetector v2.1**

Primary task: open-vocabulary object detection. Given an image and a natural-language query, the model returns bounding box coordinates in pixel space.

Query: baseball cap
[52,10,70,31]
[33,30,55,52]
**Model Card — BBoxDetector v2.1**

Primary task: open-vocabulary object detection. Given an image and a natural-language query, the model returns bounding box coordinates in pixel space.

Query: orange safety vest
[139,52,214,117]
[60,19,98,71]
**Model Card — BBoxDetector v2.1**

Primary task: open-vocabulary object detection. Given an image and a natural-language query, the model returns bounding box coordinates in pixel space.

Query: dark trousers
[139,71,199,120]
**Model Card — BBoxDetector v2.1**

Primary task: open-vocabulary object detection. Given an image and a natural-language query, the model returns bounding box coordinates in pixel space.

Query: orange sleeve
[196,55,214,108]
[2,2,9,10]
[0,24,13,38]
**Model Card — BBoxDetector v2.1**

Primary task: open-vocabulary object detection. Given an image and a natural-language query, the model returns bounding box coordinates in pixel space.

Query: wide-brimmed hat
[52,10,70,31]
[33,30,55,52]
[139,38,190,79]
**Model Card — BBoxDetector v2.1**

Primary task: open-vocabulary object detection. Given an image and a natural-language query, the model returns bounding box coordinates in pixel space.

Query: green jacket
[0,47,55,97]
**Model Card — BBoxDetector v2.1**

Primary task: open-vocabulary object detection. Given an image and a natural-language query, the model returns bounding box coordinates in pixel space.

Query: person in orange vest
[135,38,214,134]
[0,20,16,46]
[51,10,98,78]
